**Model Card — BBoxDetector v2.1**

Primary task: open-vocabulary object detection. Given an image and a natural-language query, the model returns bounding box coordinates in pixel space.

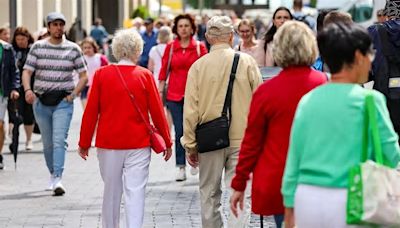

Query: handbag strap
[222,53,240,120]
[362,93,384,164]
[113,65,154,134]
[165,43,174,80]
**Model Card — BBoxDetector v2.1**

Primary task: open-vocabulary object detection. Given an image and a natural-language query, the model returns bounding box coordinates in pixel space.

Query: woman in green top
[282,22,400,228]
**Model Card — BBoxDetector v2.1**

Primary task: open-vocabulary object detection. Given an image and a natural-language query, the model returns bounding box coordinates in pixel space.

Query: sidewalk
[0,101,275,228]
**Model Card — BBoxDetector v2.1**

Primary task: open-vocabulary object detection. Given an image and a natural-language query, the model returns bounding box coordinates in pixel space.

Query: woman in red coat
[230,21,327,228]
[78,29,172,228]
[158,14,208,181]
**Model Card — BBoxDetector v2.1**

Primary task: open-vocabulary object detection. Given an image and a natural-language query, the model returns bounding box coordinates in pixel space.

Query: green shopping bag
[346,94,400,226]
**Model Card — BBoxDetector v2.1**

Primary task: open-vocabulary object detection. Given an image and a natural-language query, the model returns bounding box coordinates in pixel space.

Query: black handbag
[195,53,240,153]
[38,90,69,106]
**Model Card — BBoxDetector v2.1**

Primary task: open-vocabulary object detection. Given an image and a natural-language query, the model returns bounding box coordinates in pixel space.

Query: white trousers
[97,147,151,228]
[295,184,365,228]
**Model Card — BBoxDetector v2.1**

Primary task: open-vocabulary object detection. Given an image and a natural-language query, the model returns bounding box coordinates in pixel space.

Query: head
[154,19,165,29]
[112,29,143,63]
[46,12,66,40]
[80,37,99,56]
[0,26,10,42]
[237,19,256,43]
[384,0,400,19]
[273,7,293,29]
[143,17,154,32]
[11,27,34,49]
[377,9,387,23]
[317,23,373,83]
[172,14,197,40]
[205,16,234,46]
[293,0,303,11]
[94,18,102,26]
[316,9,332,32]
[273,21,317,68]
[323,11,353,27]
[157,26,172,44]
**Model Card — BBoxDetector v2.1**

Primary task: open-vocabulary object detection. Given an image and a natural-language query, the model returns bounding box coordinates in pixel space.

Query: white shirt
[148,44,167,86]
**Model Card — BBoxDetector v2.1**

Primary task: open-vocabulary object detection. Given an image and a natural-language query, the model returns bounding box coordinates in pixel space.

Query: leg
[198,148,226,228]
[52,100,73,177]
[97,148,125,228]
[273,214,284,228]
[225,147,251,228]
[122,147,151,228]
[22,97,35,148]
[33,100,54,174]
[24,125,34,143]
[166,101,185,167]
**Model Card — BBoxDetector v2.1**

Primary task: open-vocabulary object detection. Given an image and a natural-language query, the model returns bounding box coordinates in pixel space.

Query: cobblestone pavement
[0,101,276,228]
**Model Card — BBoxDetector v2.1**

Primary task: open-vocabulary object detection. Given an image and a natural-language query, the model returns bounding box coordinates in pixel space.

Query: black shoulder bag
[195,53,240,153]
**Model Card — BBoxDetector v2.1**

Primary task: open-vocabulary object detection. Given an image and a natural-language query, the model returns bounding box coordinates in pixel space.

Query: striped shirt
[24,38,87,94]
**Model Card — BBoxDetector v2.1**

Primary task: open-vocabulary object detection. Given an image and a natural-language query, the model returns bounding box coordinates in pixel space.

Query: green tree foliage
[310,0,317,8]
[131,5,150,19]
[187,0,213,9]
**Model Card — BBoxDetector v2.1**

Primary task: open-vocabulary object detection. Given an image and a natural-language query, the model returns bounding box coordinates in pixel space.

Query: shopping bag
[347,94,400,226]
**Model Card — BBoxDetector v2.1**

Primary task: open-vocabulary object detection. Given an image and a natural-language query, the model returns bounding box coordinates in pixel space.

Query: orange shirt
[79,64,172,150]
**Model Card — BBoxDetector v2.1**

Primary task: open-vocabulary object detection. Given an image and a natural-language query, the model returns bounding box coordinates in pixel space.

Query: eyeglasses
[238,29,251,34]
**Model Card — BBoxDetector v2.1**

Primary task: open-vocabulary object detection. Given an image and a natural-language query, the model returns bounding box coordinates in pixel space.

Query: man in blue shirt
[90,18,109,48]
[139,18,158,68]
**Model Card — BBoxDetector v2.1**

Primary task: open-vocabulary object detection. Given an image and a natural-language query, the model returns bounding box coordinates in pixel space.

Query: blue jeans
[274,214,284,228]
[33,99,73,177]
[166,100,185,167]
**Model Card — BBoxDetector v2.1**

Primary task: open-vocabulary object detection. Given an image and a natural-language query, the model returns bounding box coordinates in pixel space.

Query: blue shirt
[139,30,158,68]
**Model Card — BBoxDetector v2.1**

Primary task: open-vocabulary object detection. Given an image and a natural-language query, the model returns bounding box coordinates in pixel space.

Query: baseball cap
[384,0,400,18]
[206,16,234,36]
[46,12,66,24]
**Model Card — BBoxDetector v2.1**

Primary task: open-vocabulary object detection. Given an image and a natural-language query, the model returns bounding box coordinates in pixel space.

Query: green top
[281,83,400,207]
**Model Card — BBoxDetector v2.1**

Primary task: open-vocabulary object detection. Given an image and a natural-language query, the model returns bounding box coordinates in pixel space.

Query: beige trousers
[198,147,251,228]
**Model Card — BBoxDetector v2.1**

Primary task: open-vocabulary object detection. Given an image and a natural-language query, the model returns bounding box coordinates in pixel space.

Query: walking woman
[158,14,208,181]
[282,23,400,228]
[235,19,265,67]
[230,21,327,228]
[78,29,172,228]
[263,7,293,66]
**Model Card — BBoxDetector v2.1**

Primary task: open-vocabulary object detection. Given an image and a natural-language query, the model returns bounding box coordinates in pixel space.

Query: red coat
[158,38,208,102]
[79,65,172,150]
[231,66,327,215]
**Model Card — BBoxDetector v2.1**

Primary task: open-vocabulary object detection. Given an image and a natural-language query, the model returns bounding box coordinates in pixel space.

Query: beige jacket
[181,43,262,154]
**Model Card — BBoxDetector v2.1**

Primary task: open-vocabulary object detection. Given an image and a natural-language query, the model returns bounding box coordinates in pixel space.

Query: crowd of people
[1,0,400,227]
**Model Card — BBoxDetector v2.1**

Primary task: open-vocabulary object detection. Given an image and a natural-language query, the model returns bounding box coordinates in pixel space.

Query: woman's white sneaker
[45,175,55,191]
[53,177,65,196]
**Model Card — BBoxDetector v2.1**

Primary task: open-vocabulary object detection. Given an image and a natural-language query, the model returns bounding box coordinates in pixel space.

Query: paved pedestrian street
[0,101,275,228]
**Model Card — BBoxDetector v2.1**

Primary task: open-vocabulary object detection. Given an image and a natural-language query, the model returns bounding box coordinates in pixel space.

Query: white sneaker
[25,140,33,151]
[175,167,187,181]
[190,166,199,175]
[53,177,66,196]
[45,175,55,191]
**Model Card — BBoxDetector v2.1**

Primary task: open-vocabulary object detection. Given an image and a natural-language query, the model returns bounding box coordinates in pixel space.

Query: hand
[230,190,244,218]
[186,152,199,168]
[163,148,172,161]
[24,90,36,104]
[78,147,89,160]
[284,207,295,228]
[65,93,77,103]
[10,90,19,100]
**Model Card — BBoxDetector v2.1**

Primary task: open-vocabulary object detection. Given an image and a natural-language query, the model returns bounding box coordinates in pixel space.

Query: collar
[210,43,232,52]
[118,59,135,65]
[172,38,197,49]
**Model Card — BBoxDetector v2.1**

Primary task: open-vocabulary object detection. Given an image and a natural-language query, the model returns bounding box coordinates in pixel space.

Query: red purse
[114,65,167,153]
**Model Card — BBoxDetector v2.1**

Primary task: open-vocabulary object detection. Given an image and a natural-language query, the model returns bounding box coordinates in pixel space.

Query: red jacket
[79,65,172,150]
[231,67,327,215]
[158,38,207,101]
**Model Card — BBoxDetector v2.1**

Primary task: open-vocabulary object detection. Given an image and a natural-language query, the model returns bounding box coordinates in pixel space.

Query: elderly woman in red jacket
[230,21,327,228]
[78,29,172,228]
[158,14,208,181]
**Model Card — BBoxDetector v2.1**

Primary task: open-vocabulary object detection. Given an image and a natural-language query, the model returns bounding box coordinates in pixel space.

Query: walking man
[0,39,20,169]
[22,12,88,196]
[181,16,262,228]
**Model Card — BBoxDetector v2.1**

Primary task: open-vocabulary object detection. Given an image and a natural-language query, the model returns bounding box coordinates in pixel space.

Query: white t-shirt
[148,44,167,86]
[84,53,102,86]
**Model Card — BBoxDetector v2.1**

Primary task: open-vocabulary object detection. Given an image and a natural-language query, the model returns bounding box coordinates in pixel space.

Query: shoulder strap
[166,43,174,80]
[196,41,200,57]
[377,24,391,57]
[113,65,154,134]
[222,53,240,119]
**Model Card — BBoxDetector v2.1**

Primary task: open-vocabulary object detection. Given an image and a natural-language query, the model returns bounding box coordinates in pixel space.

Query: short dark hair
[172,14,197,38]
[317,22,371,74]
[11,26,34,48]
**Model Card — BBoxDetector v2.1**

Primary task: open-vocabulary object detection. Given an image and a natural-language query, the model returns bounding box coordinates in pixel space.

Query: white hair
[112,29,143,61]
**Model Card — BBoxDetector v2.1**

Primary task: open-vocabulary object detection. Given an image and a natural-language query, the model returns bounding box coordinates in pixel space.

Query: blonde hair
[112,29,143,61]
[272,21,318,68]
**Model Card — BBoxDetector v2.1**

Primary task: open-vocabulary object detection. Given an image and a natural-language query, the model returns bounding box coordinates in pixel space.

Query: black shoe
[0,154,4,170]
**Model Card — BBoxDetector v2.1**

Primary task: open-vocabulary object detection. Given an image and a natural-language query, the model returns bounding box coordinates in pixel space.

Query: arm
[265,43,274,67]
[68,47,88,102]
[22,69,35,104]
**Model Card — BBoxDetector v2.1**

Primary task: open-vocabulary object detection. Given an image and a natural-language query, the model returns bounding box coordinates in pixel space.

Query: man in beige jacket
[181,16,262,228]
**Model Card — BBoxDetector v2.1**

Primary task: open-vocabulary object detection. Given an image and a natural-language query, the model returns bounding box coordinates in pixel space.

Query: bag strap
[196,40,200,57]
[113,64,154,134]
[165,43,174,80]
[222,53,240,120]
[362,93,384,164]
